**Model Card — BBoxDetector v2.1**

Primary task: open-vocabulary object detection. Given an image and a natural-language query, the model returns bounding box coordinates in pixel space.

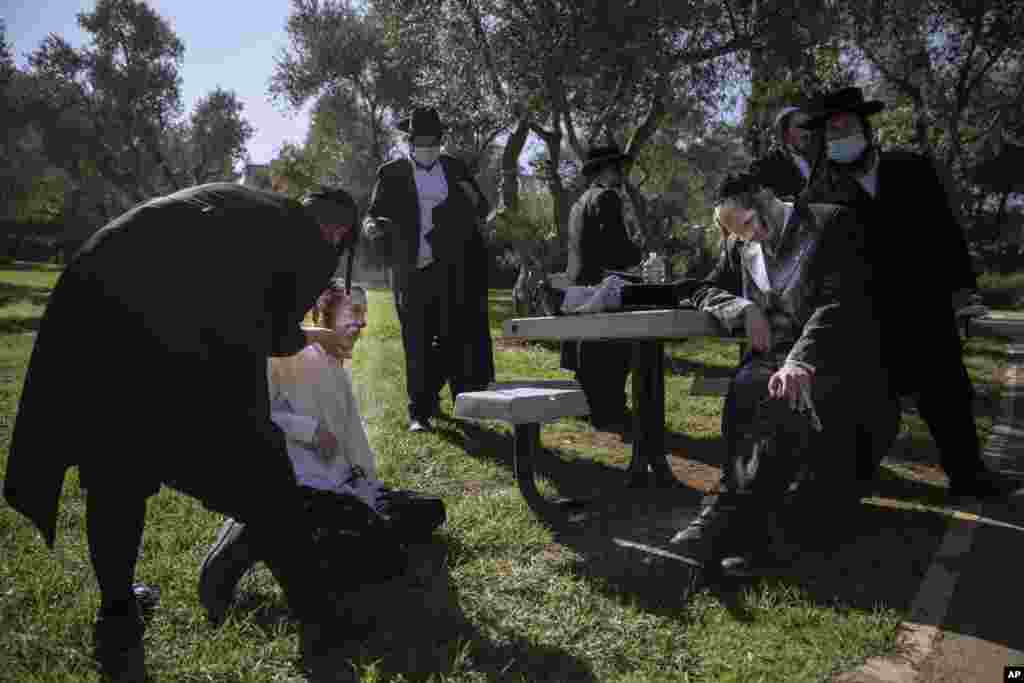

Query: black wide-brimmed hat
[715,170,765,204]
[581,144,631,176]
[799,87,885,130]
[396,107,446,137]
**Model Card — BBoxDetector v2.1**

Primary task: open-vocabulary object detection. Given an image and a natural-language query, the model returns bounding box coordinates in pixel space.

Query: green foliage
[268,141,320,199]
[6,0,255,221]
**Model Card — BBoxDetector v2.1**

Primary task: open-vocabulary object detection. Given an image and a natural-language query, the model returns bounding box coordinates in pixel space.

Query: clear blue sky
[3,0,312,165]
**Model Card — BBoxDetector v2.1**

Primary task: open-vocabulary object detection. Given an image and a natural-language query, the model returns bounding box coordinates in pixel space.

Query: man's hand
[314,423,338,455]
[768,364,813,405]
[743,305,772,352]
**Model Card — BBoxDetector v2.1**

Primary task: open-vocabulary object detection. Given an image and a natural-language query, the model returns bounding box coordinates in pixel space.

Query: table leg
[513,424,543,504]
[628,340,677,487]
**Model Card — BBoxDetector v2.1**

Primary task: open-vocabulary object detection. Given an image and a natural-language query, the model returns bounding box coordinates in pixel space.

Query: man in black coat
[671,172,883,577]
[563,144,645,432]
[750,106,815,201]
[799,86,1015,498]
[3,182,360,679]
[362,107,494,432]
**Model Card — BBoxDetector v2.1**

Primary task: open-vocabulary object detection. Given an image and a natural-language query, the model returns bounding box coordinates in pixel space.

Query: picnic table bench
[456,305,1001,512]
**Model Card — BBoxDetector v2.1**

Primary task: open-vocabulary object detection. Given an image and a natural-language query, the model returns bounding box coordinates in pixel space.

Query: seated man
[198,280,446,625]
[670,172,885,578]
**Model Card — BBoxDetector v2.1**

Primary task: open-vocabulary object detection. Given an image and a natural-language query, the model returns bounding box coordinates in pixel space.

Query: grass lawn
[0,264,1012,682]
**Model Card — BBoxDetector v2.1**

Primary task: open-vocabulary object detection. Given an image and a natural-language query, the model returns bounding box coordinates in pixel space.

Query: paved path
[914,340,1024,682]
[838,318,1024,682]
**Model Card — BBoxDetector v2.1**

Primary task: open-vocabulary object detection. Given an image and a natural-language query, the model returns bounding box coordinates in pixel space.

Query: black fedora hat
[396,107,445,137]
[799,87,885,130]
[581,144,631,176]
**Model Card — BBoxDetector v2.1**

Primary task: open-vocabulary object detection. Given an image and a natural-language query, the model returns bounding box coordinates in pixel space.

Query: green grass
[0,263,1013,682]
[978,270,1024,309]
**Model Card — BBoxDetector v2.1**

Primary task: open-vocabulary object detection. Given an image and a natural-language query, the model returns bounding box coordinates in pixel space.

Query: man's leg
[577,340,631,430]
[396,268,443,429]
[673,358,798,569]
[86,485,148,680]
[915,349,1012,497]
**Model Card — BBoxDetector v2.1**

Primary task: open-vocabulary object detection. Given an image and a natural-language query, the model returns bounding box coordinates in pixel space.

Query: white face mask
[827,132,868,164]
[412,146,441,167]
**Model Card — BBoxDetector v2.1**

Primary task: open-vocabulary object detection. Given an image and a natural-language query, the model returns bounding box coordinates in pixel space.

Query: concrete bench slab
[455,386,589,425]
[455,384,590,516]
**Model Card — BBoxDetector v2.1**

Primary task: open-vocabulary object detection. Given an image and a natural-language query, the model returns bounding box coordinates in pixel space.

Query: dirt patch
[494,336,529,351]
[542,429,628,458]
[667,454,721,493]
[461,480,487,497]
[992,365,1013,387]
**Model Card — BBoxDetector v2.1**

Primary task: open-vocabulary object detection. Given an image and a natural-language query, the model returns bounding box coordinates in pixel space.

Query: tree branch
[458,0,507,105]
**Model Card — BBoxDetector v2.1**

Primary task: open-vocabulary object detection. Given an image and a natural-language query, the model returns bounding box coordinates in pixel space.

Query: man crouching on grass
[4,182,366,681]
[670,171,887,580]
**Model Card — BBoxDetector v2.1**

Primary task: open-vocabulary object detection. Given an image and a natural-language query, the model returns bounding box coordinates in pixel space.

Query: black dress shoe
[131,583,160,622]
[409,419,432,433]
[199,518,257,626]
[949,470,1021,499]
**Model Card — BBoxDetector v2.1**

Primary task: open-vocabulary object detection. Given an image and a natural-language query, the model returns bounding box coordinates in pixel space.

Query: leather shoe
[409,419,432,433]
[199,518,257,626]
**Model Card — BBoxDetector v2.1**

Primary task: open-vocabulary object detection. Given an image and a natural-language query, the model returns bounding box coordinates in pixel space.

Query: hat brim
[396,118,446,136]
[799,101,885,130]
[582,153,631,175]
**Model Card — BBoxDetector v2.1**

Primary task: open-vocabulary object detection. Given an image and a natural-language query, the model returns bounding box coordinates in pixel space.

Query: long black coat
[4,183,338,547]
[361,156,494,390]
[803,150,975,390]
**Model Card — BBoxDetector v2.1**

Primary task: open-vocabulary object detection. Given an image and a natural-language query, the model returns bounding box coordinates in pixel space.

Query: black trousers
[861,327,983,484]
[718,355,886,505]
[395,263,463,421]
[83,429,330,627]
[575,340,632,426]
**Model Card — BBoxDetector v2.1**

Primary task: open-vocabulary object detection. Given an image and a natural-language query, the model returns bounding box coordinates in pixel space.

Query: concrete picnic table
[503,308,731,488]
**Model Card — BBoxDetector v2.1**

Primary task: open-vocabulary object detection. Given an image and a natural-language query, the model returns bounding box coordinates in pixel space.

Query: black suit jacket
[692,203,877,375]
[4,183,339,547]
[361,155,489,294]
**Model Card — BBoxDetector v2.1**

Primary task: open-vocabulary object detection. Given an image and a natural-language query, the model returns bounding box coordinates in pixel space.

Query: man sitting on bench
[670,171,885,578]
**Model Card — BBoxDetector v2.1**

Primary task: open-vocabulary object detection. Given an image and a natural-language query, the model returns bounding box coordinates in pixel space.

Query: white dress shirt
[743,202,795,294]
[267,346,383,503]
[791,151,810,180]
[412,159,448,268]
[857,154,880,197]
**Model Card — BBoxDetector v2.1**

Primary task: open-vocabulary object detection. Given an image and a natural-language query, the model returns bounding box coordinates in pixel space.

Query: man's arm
[690,241,755,334]
[786,207,873,372]
[360,165,401,269]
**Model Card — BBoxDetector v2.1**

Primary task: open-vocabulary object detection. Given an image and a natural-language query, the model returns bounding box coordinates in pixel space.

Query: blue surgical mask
[827,133,868,164]
[412,146,441,168]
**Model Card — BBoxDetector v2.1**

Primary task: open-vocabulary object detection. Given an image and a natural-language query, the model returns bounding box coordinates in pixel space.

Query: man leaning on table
[670,170,888,578]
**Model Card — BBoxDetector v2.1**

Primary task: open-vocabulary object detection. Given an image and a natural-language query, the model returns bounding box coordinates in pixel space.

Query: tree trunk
[501,117,530,212]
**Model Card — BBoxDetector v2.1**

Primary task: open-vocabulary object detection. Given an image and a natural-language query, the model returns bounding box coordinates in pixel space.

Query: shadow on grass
[229,540,598,682]
[0,260,63,273]
[431,418,713,616]
[665,348,741,378]
[430,413,988,646]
